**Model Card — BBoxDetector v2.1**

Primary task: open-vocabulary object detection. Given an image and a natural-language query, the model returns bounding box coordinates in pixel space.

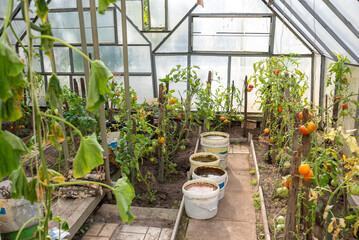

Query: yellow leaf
[309,189,318,201]
[339,218,346,228]
[51,176,65,183]
[328,221,334,233]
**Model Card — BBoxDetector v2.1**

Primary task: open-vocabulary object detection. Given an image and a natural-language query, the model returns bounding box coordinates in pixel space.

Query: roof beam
[276,0,337,61]
[298,0,359,63]
[322,0,359,40]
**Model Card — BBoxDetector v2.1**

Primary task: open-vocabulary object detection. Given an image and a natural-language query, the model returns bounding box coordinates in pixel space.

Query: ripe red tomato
[10,126,14,130]
[177,115,181,120]
[341,76,348,83]
[342,104,348,110]
[264,128,270,134]
[248,84,254,88]
[247,88,253,92]
[273,69,280,76]
[298,111,314,120]
[270,137,275,143]
[277,106,283,114]
[220,116,226,121]
[18,125,22,129]
[303,170,313,182]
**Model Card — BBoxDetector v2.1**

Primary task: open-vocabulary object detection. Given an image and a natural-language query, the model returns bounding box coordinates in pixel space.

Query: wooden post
[158,83,165,183]
[131,118,136,185]
[203,71,212,132]
[332,85,339,129]
[89,0,111,200]
[80,78,86,100]
[284,113,301,240]
[229,80,235,130]
[301,108,312,239]
[243,76,248,138]
[73,78,79,96]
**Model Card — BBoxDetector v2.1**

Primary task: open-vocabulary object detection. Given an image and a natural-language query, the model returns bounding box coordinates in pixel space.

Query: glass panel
[306,0,359,58]
[168,0,194,30]
[156,19,188,52]
[149,0,165,28]
[54,47,71,72]
[128,46,151,72]
[58,75,71,89]
[231,57,267,112]
[126,0,142,29]
[191,56,228,91]
[194,0,271,14]
[143,32,167,48]
[330,0,359,33]
[113,76,154,103]
[99,46,123,72]
[274,19,311,54]
[156,56,187,98]
[193,17,270,52]
[117,9,148,44]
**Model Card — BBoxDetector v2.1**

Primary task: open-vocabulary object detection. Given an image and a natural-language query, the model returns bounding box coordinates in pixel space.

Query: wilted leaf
[339,218,346,228]
[47,121,64,151]
[9,166,36,203]
[86,60,112,111]
[0,42,26,101]
[0,131,29,180]
[328,221,334,233]
[0,97,22,122]
[98,0,116,14]
[113,177,135,223]
[73,133,104,178]
[35,0,49,22]
[39,23,53,54]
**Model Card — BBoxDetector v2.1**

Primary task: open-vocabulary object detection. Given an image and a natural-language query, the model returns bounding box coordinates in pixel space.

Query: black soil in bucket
[194,166,225,177]
[192,154,219,163]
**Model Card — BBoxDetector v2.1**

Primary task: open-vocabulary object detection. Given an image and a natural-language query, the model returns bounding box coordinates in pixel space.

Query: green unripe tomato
[150,157,155,162]
[351,184,359,195]
[330,179,338,187]
[283,161,291,169]
[54,109,59,115]
[162,148,166,154]
[277,216,285,224]
[180,145,186,150]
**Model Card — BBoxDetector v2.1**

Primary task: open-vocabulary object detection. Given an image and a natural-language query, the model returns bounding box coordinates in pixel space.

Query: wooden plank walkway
[186,145,257,240]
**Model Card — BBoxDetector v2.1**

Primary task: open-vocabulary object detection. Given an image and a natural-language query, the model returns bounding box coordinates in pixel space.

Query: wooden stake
[229,80,234,130]
[301,108,312,239]
[73,78,79,96]
[203,71,212,132]
[80,78,86,100]
[131,118,136,185]
[158,83,165,183]
[243,76,248,138]
[284,113,301,240]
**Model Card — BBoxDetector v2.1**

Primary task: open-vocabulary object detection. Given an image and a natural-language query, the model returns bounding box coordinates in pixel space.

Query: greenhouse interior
[0,0,358,239]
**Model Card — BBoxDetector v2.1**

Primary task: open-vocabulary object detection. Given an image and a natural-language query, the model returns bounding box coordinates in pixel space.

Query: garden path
[185,145,257,240]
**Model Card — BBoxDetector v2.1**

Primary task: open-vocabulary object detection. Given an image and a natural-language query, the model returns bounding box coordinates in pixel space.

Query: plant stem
[15,217,40,240]
[0,0,13,42]
[23,1,51,238]
[9,22,28,55]
[34,35,93,63]
[42,113,84,139]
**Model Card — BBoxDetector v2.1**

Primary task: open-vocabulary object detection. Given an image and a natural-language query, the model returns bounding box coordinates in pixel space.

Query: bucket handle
[192,204,217,212]
[223,174,229,188]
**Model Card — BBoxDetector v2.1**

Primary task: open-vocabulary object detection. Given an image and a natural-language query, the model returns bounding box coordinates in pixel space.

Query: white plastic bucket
[192,166,228,200]
[182,179,219,219]
[189,152,220,175]
[0,180,41,233]
[200,132,230,169]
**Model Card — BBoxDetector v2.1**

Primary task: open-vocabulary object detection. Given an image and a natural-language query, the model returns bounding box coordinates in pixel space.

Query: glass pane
[54,48,71,72]
[156,19,188,52]
[117,9,148,44]
[143,32,167,48]
[113,76,154,103]
[168,0,194,30]
[149,0,165,28]
[128,46,151,72]
[193,17,270,52]
[194,0,271,14]
[274,19,311,54]
[156,56,187,98]
[330,0,359,33]
[126,0,142,29]
[99,46,123,72]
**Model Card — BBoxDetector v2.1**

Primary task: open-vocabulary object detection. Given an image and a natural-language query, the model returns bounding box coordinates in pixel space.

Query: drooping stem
[42,113,84,139]
[23,1,50,238]
[34,35,93,63]
[50,180,114,191]
[15,217,40,240]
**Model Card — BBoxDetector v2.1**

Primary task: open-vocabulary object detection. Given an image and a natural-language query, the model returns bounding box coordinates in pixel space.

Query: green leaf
[45,74,62,110]
[86,60,112,111]
[0,42,26,101]
[9,166,30,199]
[113,177,135,223]
[0,131,29,180]
[73,133,104,178]
[98,0,117,15]
[39,23,54,54]
[0,97,22,122]
[35,0,49,23]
